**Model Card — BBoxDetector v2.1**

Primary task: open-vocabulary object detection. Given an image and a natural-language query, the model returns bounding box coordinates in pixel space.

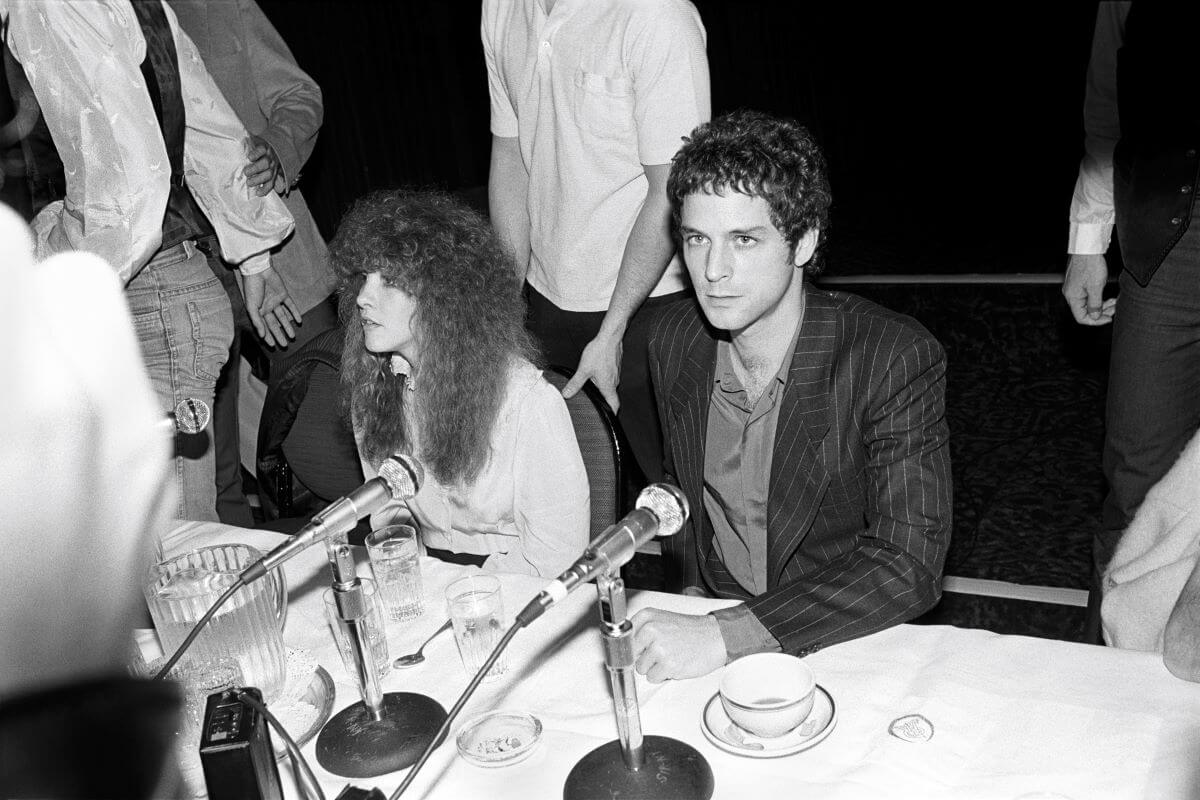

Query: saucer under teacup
[701,685,836,758]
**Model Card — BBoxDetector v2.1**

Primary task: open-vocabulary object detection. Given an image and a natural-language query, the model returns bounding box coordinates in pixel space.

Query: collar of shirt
[713,306,806,422]
[389,354,418,393]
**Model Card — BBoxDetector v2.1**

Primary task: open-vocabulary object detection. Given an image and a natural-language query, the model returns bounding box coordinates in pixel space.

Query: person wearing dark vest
[1,0,295,523]
[1063,1,1200,642]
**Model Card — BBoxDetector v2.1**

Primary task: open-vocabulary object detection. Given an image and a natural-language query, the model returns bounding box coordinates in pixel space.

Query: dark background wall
[260,0,1101,275]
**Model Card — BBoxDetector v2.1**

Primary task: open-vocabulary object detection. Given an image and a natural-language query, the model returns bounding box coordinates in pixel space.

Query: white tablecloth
[164,522,1200,800]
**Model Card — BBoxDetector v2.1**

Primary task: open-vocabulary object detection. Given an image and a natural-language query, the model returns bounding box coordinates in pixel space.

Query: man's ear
[792,228,820,268]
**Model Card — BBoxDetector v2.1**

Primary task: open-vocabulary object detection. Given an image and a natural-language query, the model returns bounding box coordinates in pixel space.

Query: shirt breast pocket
[572,70,634,140]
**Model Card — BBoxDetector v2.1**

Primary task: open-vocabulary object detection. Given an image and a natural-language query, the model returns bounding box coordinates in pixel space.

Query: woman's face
[356,272,420,363]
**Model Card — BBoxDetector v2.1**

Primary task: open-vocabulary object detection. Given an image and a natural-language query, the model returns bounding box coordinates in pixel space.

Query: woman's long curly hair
[331,189,537,487]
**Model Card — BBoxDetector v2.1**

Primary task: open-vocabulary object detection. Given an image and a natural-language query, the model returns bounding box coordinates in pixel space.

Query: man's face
[680,190,815,336]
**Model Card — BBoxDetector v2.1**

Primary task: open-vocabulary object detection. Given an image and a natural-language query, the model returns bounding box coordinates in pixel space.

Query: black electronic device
[334,787,386,800]
[199,688,284,800]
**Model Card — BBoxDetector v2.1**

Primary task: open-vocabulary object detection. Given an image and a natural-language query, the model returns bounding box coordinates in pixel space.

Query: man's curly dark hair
[331,189,537,486]
[667,110,832,276]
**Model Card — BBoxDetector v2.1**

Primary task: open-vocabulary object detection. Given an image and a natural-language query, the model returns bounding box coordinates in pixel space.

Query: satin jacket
[1,0,294,282]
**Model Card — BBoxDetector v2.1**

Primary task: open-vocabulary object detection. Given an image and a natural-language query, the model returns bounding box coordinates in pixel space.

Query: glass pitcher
[144,544,288,702]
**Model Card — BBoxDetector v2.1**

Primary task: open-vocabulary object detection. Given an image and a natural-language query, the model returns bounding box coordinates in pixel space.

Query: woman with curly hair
[332,189,589,578]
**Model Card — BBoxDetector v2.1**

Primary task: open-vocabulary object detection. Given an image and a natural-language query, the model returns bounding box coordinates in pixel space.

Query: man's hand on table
[631,608,726,682]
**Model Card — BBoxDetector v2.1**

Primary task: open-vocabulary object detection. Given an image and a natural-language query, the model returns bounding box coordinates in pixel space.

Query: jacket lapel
[666,329,717,560]
[766,291,835,586]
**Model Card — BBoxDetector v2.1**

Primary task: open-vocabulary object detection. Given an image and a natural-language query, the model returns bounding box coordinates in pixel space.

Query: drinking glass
[446,574,508,680]
[366,524,424,622]
[144,544,287,702]
[322,578,391,681]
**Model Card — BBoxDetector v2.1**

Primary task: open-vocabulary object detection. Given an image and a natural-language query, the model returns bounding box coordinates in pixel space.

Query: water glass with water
[446,574,508,680]
[366,524,425,622]
[322,578,391,681]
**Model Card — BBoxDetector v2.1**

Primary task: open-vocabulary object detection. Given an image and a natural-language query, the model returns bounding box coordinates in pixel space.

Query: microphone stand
[563,571,714,800]
[314,545,447,779]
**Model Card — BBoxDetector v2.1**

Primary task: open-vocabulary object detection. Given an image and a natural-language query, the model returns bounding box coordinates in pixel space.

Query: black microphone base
[315,693,447,779]
[563,735,714,800]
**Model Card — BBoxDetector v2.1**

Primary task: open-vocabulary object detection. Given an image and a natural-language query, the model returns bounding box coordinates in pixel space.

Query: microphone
[516,483,689,627]
[162,397,212,434]
[238,454,424,584]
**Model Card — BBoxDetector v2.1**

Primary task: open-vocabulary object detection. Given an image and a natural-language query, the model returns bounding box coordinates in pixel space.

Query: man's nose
[705,245,731,283]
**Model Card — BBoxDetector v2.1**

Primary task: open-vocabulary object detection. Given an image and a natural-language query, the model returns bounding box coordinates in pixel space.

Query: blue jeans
[126,241,234,521]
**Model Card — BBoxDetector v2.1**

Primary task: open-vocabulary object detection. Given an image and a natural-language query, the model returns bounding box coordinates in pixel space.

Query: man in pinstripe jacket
[631,111,952,682]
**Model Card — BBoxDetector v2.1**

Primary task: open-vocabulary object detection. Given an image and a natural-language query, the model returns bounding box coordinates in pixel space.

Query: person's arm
[167,9,293,269]
[241,265,302,348]
[238,0,323,194]
[480,4,529,278]
[1164,558,1200,682]
[561,3,710,410]
[746,335,951,655]
[488,135,531,279]
[562,163,675,411]
[486,377,590,578]
[3,2,171,279]
[1063,1,1128,326]
[746,336,951,657]
[230,0,321,341]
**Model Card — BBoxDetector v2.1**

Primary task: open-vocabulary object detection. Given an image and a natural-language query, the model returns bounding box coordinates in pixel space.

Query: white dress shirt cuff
[238,252,272,276]
[1067,223,1112,256]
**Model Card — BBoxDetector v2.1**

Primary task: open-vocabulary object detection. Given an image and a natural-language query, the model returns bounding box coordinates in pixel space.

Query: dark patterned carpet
[626,280,1111,644]
[850,283,1108,590]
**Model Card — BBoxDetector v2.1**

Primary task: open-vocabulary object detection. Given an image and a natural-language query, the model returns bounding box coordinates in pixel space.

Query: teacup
[719,653,815,738]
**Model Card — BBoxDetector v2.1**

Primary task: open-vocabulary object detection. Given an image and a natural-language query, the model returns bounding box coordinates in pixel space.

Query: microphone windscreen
[173,398,211,435]
[378,454,424,500]
[636,483,689,537]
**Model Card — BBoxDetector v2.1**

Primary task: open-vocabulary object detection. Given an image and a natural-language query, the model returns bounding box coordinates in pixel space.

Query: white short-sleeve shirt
[482,0,710,312]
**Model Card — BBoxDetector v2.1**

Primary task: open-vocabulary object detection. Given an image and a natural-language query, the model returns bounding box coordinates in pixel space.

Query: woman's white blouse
[361,358,590,578]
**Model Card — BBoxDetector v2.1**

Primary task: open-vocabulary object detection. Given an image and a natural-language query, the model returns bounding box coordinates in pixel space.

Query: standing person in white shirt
[1062,1,1200,640]
[482,0,710,486]
[2,0,295,522]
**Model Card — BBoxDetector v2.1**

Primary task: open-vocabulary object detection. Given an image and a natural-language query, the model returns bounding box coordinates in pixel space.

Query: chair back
[257,325,363,521]
[543,366,624,538]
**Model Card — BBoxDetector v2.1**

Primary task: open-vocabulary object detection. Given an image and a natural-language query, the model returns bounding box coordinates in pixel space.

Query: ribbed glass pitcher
[144,544,287,701]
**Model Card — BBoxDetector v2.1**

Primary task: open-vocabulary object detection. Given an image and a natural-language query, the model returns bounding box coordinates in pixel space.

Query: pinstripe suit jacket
[649,289,952,656]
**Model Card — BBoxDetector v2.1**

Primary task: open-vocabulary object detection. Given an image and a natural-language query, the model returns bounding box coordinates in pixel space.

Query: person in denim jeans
[3,1,295,522]
[125,242,235,521]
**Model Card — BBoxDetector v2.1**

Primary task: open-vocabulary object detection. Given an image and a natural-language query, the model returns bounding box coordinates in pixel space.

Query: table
[164,522,1200,800]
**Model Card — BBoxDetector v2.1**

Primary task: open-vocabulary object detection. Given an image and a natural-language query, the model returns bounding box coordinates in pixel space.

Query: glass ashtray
[455,711,543,768]
[273,665,335,760]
